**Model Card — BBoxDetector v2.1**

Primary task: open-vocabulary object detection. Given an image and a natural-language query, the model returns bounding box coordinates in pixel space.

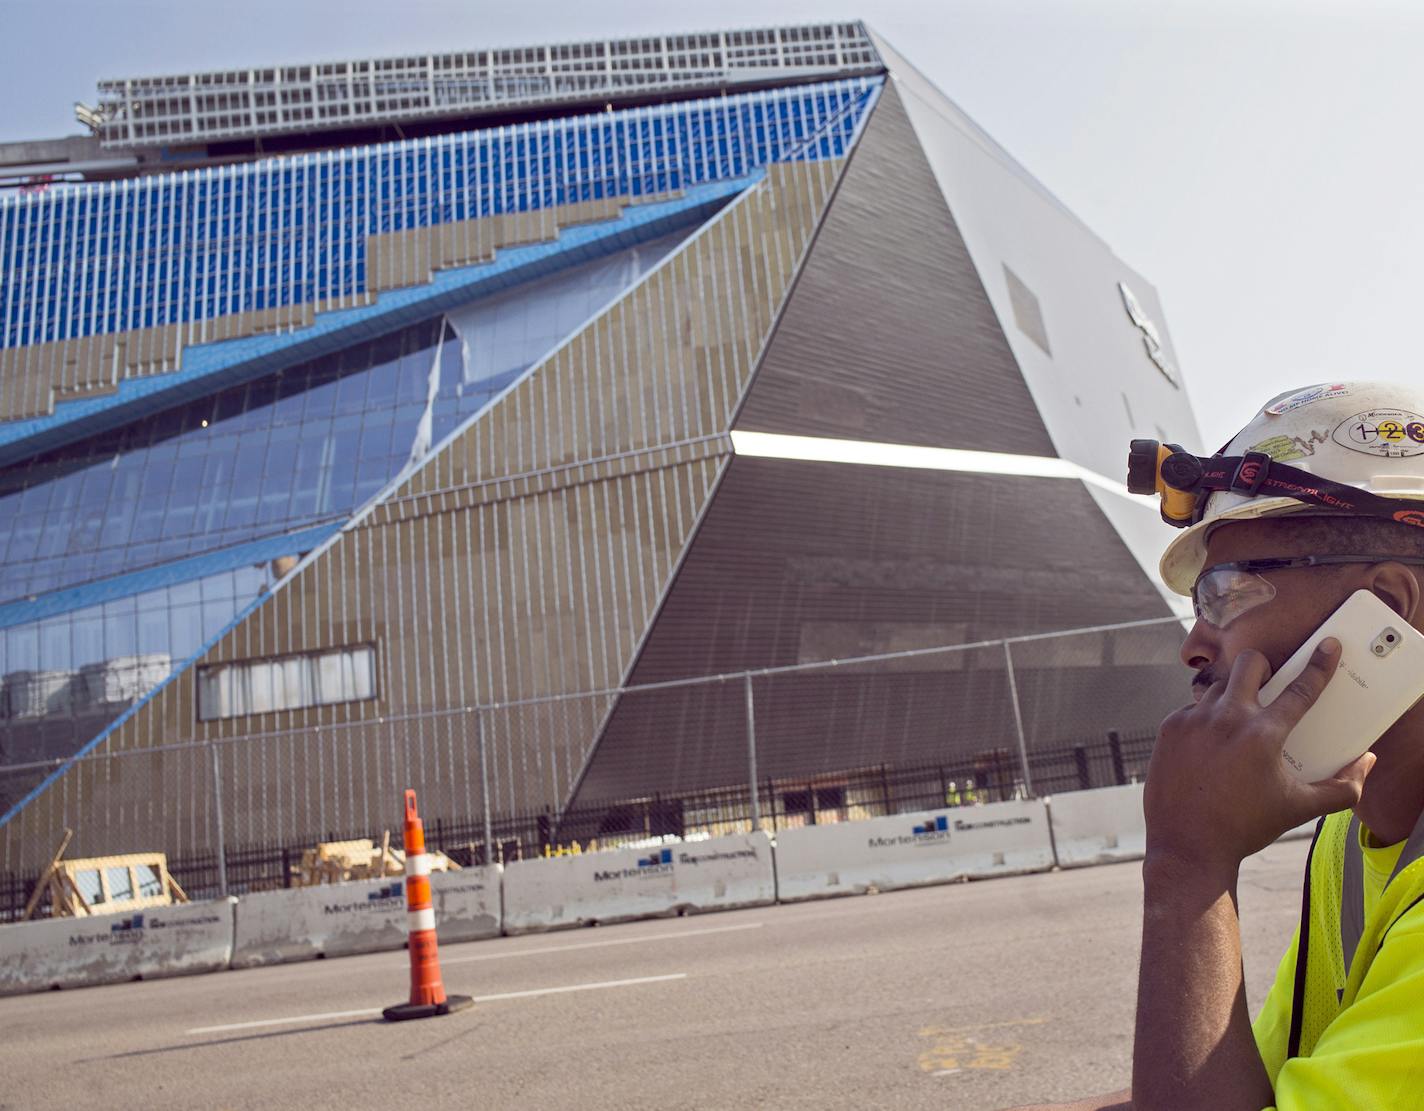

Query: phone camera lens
[1387,634,1398,643]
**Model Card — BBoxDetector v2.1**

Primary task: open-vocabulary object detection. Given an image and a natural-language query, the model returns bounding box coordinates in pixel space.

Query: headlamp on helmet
[1126,381,1424,594]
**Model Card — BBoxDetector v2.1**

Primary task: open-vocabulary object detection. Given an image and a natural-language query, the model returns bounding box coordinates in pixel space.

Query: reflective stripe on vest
[1288,805,1424,1058]
[1340,806,1424,977]
[1288,804,1424,1057]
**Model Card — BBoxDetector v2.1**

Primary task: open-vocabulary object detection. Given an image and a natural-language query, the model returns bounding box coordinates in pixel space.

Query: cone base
[382,994,474,1022]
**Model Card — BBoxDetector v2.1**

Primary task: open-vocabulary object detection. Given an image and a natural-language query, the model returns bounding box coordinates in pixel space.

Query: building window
[1003,264,1052,357]
[197,644,377,720]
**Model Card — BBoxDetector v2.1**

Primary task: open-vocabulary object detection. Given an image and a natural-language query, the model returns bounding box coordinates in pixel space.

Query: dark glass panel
[18,482,51,513]
[89,548,127,580]
[212,388,247,424]
[34,512,71,560]
[244,376,278,416]
[104,610,138,658]
[136,605,168,654]
[72,616,104,666]
[168,602,203,657]
[38,622,68,669]
[257,439,299,523]
[98,472,142,548]
[194,454,233,535]
[334,366,370,413]
[128,468,173,544]
[7,514,42,563]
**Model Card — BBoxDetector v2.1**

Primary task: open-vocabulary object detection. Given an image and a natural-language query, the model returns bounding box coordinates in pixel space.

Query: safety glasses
[1191,554,1424,628]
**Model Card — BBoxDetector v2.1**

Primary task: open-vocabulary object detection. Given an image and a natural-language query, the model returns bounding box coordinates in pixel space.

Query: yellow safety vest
[1252,808,1424,1107]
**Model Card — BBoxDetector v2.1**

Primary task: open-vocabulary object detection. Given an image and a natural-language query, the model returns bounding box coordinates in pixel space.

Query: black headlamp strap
[1163,452,1424,530]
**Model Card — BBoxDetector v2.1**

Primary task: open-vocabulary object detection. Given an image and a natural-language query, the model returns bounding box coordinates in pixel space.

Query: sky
[2,0,1421,450]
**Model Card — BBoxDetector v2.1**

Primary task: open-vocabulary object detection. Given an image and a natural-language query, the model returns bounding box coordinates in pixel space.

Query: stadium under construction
[0,22,1201,897]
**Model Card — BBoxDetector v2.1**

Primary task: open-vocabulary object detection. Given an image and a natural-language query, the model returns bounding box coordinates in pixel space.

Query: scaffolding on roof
[81,22,882,150]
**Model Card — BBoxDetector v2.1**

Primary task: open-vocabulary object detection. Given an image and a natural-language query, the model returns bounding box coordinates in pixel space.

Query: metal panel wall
[571,457,1180,804]
[734,82,1056,455]
[569,88,1181,807]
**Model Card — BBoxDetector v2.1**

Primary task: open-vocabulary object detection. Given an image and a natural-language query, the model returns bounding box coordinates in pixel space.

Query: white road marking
[187,1008,383,1034]
[472,973,687,1003]
[440,921,764,965]
[184,973,689,1036]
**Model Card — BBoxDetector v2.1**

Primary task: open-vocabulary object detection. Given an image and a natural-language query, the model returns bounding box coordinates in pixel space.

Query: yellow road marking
[918,1016,1048,1037]
[916,1016,1047,1074]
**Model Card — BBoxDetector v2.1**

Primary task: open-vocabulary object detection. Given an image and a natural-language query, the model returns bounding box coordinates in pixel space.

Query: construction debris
[22,830,188,920]
[290,832,461,887]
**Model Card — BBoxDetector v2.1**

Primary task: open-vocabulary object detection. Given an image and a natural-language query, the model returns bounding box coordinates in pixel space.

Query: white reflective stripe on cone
[408,907,437,933]
[404,853,432,877]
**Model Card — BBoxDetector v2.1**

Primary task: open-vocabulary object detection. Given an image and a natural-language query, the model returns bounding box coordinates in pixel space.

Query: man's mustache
[1191,669,1219,695]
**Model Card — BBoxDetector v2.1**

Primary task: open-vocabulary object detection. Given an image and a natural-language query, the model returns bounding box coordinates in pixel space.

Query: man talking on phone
[1018,381,1424,1110]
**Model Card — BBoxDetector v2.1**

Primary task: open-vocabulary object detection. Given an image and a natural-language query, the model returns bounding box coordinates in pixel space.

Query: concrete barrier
[1046,784,1146,868]
[773,800,1054,902]
[502,832,775,934]
[431,867,502,943]
[231,876,410,967]
[231,866,505,968]
[0,897,236,996]
[1046,785,1322,867]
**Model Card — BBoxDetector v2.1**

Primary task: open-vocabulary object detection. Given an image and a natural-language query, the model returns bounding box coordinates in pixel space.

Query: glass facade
[0,329,449,602]
[0,77,879,349]
[1,564,268,694]
[0,563,267,768]
[0,229,687,606]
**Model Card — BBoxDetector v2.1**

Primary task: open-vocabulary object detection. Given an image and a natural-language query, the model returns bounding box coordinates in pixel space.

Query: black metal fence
[1,727,1154,921]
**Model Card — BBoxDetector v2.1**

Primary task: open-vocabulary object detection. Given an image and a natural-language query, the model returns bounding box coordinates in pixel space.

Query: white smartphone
[1258,589,1424,782]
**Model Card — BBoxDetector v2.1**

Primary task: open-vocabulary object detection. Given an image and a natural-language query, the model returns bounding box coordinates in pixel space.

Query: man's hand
[1144,637,1374,873]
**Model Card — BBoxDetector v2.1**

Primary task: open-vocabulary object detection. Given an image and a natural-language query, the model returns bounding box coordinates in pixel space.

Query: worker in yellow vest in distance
[1013,382,1424,1110]
[945,778,981,807]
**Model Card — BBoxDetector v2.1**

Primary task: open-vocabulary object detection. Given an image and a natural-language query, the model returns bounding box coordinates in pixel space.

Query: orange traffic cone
[382,790,473,1022]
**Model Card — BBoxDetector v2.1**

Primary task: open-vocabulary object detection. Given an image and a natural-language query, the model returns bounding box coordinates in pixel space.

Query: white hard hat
[1160,380,1424,595]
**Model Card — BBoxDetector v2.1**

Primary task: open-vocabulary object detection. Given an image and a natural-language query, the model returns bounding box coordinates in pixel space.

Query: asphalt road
[0,839,1310,1111]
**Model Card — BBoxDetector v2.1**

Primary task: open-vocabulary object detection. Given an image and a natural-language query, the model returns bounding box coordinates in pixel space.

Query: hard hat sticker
[1332,409,1424,458]
[1265,384,1350,416]
[1249,430,1330,463]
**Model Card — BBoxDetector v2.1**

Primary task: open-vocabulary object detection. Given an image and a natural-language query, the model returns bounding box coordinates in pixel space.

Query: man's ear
[1366,562,1423,625]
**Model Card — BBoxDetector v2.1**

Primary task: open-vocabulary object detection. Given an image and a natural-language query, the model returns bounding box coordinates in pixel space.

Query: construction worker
[1016,381,1424,1110]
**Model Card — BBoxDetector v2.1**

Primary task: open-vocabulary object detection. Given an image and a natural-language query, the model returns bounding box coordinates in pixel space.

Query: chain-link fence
[0,614,1186,920]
